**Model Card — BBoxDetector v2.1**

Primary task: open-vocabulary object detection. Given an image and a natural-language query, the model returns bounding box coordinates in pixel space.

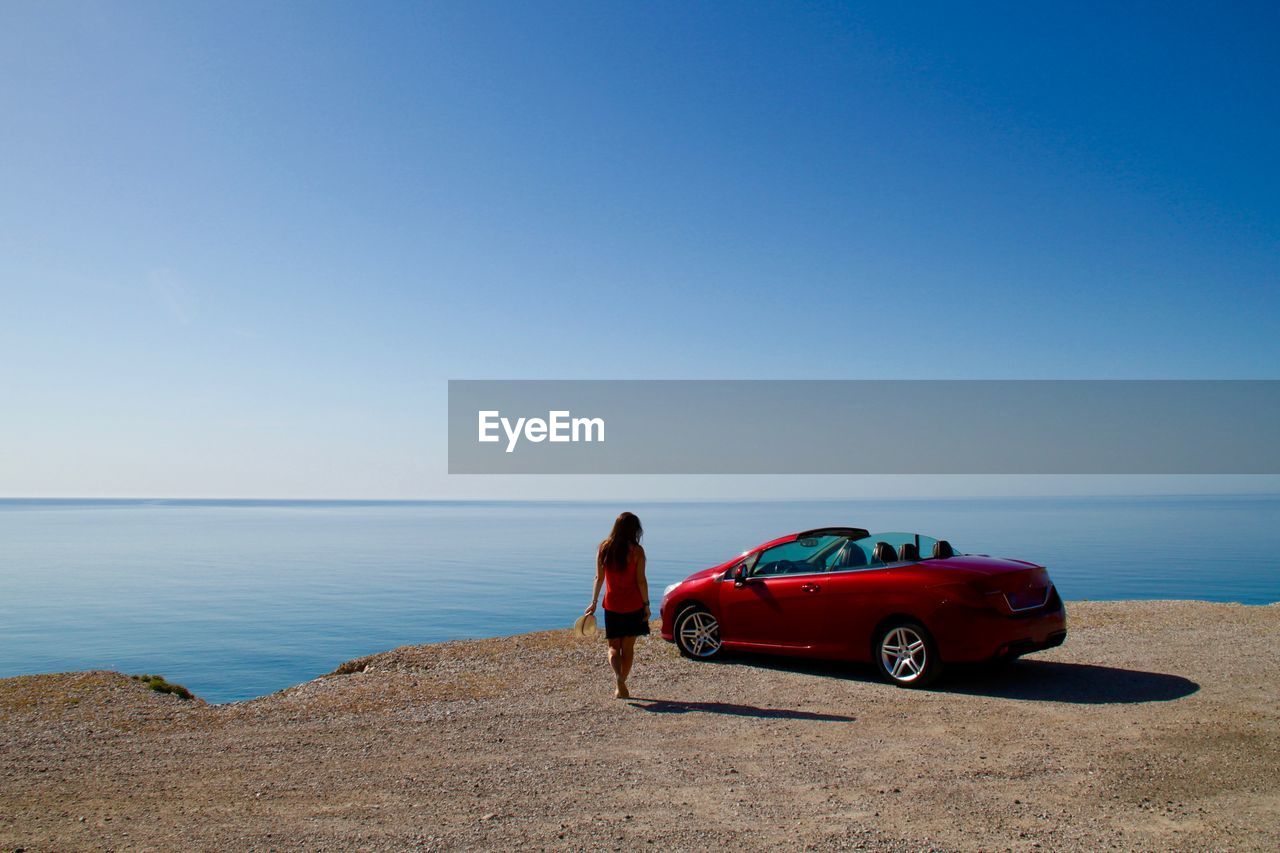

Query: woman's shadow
[625,697,855,721]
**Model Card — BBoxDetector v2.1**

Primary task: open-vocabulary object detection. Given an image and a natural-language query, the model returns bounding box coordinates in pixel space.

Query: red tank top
[602,545,644,612]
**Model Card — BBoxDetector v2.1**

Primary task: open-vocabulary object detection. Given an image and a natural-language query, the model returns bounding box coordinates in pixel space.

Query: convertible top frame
[795,526,870,540]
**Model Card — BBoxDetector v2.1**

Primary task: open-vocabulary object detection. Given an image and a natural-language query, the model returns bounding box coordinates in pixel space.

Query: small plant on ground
[130,674,193,701]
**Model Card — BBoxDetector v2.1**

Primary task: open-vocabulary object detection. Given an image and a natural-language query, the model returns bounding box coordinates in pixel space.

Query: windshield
[749,533,850,576]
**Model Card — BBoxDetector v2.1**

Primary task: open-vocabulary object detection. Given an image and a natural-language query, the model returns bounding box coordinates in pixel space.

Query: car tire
[674,606,723,660]
[873,621,941,688]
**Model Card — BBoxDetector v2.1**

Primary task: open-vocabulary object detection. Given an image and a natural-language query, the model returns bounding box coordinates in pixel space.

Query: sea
[1,496,1277,703]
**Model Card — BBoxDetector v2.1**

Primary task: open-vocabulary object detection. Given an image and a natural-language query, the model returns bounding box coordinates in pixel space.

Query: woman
[585,512,650,699]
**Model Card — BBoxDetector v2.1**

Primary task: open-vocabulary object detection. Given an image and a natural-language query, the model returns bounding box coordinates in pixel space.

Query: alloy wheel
[880,626,928,683]
[677,609,722,658]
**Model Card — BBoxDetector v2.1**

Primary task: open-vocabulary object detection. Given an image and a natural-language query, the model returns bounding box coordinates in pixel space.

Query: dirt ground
[2,600,1277,851]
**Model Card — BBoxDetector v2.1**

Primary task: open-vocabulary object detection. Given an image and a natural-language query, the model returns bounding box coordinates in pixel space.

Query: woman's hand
[584,601,597,616]
[643,603,651,619]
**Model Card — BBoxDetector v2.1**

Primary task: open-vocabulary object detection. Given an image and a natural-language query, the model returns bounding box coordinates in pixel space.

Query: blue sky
[2,2,1277,498]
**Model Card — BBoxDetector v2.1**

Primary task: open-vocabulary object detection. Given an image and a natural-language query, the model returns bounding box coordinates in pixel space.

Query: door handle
[800,582,821,593]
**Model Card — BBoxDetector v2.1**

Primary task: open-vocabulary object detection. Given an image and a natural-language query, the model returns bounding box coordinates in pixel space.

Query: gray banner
[447,380,1280,474]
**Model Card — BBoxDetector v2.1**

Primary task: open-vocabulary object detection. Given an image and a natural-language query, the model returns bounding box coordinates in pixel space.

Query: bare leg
[608,639,626,697]
[620,636,637,684]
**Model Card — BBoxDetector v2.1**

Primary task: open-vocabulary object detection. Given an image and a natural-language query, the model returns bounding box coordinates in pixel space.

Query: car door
[716,535,845,650]
[719,571,827,649]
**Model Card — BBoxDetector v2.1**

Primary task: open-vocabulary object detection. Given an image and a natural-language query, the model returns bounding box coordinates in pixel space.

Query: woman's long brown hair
[599,512,643,572]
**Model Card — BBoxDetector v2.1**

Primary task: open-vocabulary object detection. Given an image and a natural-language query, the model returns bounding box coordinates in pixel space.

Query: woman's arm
[586,545,605,614]
[636,546,650,618]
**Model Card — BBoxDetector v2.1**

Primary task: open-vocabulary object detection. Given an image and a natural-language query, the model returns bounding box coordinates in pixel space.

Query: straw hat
[572,613,599,637]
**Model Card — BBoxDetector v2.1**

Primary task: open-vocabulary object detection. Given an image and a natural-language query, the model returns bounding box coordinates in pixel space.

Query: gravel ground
[2,600,1277,851]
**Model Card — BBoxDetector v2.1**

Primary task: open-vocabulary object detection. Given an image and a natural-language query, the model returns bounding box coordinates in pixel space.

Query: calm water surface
[1,496,1277,702]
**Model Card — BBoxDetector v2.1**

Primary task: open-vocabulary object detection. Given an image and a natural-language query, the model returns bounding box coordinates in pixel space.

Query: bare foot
[614,684,631,699]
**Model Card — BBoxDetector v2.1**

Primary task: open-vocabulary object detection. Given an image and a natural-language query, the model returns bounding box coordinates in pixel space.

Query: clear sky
[2,2,1277,499]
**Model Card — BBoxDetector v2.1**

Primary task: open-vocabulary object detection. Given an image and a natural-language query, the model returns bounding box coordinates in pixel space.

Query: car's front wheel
[674,606,723,660]
[873,621,941,687]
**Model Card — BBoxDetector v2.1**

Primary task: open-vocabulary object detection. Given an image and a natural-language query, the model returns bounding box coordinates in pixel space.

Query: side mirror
[732,563,749,586]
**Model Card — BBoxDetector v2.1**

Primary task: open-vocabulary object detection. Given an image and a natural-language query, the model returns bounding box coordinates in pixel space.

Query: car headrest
[931,539,954,559]
[832,542,867,570]
[872,541,896,564]
[898,542,919,562]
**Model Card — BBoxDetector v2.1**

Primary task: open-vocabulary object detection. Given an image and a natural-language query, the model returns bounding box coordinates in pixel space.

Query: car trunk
[925,555,1055,613]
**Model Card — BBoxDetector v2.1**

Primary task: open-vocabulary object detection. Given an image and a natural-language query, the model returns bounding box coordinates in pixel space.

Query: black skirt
[603,607,650,639]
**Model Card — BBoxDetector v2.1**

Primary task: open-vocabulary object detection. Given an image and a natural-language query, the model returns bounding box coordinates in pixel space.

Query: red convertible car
[659,527,1066,687]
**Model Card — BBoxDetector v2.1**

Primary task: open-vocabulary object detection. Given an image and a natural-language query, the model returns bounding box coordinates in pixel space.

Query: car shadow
[939,660,1200,704]
[702,653,1200,705]
[625,697,855,722]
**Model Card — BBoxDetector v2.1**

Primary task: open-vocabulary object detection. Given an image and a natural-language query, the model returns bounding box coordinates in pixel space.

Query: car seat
[830,541,868,570]
[872,541,897,564]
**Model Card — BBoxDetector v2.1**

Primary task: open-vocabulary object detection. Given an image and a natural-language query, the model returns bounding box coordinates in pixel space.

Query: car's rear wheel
[873,621,941,687]
[674,606,723,660]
